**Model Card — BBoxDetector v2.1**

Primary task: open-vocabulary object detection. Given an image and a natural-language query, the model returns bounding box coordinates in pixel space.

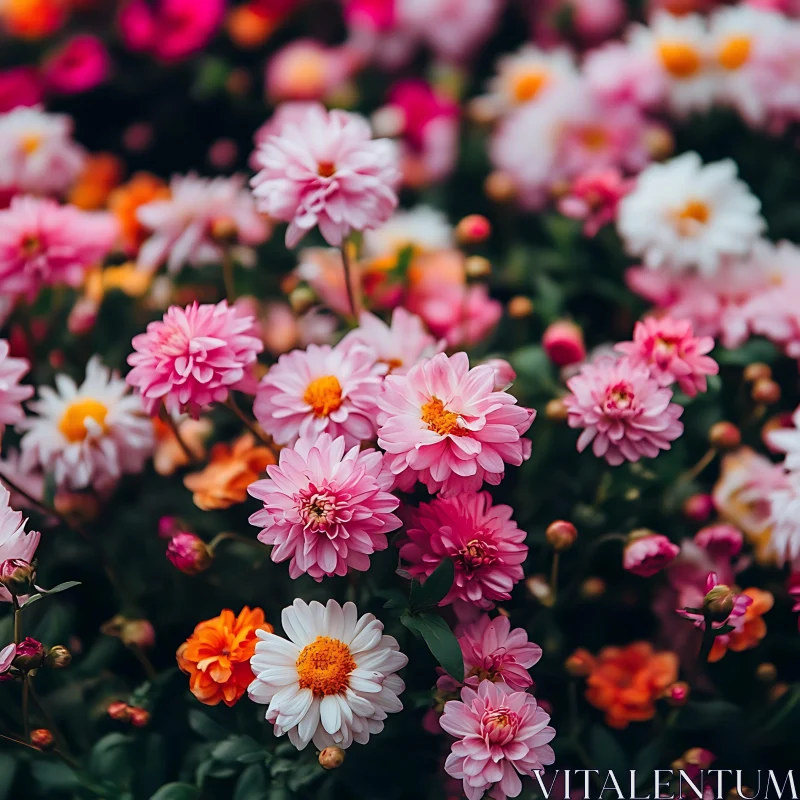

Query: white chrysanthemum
[767,473,800,567]
[617,152,764,275]
[18,356,154,491]
[362,205,452,264]
[248,599,408,751]
[0,485,40,603]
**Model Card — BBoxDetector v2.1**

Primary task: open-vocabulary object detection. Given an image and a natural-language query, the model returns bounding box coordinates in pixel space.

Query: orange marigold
[68,153,123,210]
[183,432,275,510]
[108,172,170,254]
[708,588,773,662]
[177,607,270,707]
[584,642,678,729]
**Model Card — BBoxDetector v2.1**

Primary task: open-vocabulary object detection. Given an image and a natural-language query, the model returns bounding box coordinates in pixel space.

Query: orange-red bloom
[68,153,123,210]
[176,607,270,707]
[108,172,170,254]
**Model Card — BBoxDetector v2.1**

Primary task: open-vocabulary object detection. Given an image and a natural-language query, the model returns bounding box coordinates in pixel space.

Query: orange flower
[153,416,212,476]
[68,153,123,211]
[183,433,275,510]
[3,0,67,39]
[709,588,773,662]
[108,172,170,254]
[177,607,270,707]
[583,642,678,729]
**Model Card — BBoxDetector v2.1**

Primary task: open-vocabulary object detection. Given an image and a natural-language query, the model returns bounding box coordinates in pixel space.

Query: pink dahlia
[0,339,32,430]
[253,342,381,448]
[615,316,719,397]
[623,532,680,577]
[250,105,400,247]
[564,356,684,467]
[399,492,527,609]
[440,681,556,800]
[377,352,534,495]
[557,167,632,237]
[0,197,118,300]
[248,432,400,580]
[126,301,263,418]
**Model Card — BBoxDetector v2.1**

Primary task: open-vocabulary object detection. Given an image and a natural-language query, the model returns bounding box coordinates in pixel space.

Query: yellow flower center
[657,41,702,78]
[296,636,356,697]
[421,397,466,437]
[304,375,343,417]
[58,398,109,443]
[673,199,711,235]
[718,36,751,71]
[317,161,336,178]
[20,133,42,155]
[512,70,549,103]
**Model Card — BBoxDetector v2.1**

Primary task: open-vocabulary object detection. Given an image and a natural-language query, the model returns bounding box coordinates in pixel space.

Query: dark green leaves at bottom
[401,611,464,682]
[150,783,201,800]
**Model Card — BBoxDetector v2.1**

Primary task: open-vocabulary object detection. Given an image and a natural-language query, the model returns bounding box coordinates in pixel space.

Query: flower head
[0,339,32,431]
[249,433,400,580]
[765,472,800,566]
[166,532,213,575]
[43,35,110,95]
[109,172,171,255]
[558,167,632,237]
[0,487,39,604]
[177,607,269,707]
[248,598,407,750]
[623,531,680,577]
[705,587,773,662]
[127,301,263,418]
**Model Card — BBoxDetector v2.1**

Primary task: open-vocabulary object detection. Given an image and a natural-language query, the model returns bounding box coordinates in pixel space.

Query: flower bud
[682,493,714,523]
[525,574,553,606]
[644,124,674,160]
[45,645,72,669]
[580,576,606,599]
[751,378,780,405]
[120,619,155,650]
[0,558,36,596]
[13,637,44,671]
[210,217,238,244]
[703,584,736,622]
[709,421,741,450]
[456,215,492,245]
[743,362,771,383]
[545,397,569,422]
[166,532,213,575]
[289,286,316,315]
[756,662,777,683]
[543,321,586,367]
[107,701,132,721]
[464,255,492,280]
[507,296,533,319]
[318,745,346,770]
[664,681,690,707]
[484,171,516,203]
[770,682,790,702]
[565,649,594,678]
[30,729,53,749]
[546,520,577,552]
[129,707,150,727]
[623,530,679,577]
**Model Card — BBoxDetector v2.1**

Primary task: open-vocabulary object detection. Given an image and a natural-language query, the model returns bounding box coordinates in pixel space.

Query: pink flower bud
[482,358,516,391]
[694,524,743,560]
[166,532,213,575]
[120,619,155,650]
[13,637,44,671]
[158,516,183,539]
[543,321,586,367]
[664,681,690,706]
[623,531,679,577]
[682,493,714,523]
[0,558,36,596]
[456,214,492,245]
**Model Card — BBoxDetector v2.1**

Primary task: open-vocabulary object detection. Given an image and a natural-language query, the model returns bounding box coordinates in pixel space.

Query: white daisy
[248,599,408,751]
[18,356,154,491]
[616,152,765,275]
[362,205,453,266]
[766,406,800,473]
[766,472,800,567]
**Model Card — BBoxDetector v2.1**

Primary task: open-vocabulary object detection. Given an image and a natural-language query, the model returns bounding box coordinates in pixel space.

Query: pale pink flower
[0,487,39,603]
[43,35,110,95]
[251,102,321,169]
[0,339,32,430]
[254,342,381,448]
[248,432,400,580]
[583,42,667,109]
[0,449,46,517]
[0,642,15,676]
[399,492,527,609]
[565,356,684,466]
[623,532,680,577]
[0,196,118,300]
[440,681,556,800]
[558,167,632,237]
[377,352,534,495]
[126,301,263,418]
[250,105,400,247]
[766,473,800,566]
[136,173,270,274]
[265,40,352,103]
[482,358,516,391]
[766,405,800,472]
[615,316,718,397]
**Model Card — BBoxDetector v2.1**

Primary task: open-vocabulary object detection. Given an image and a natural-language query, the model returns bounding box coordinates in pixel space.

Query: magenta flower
[693,524,743,561]
[250,105,400,247]
[253,342,381,448]
[615,316,719,397]
[377,352,534,495]
[166,532,212,575]
[43,35,110,96]
[248,432,400,581]
[0,197,118,300]
[126,301,263,418]
[440,681,556,800]
[0,68,43,113]
[558,167,631,237]
[399,492,527,609]
[623,532,680,577]
[0,339,32,431]
[564,356,684,467]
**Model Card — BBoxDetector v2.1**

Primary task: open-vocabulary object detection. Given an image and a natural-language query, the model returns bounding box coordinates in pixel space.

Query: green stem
[698,621,718,664]
[12,595,21,645]
[28,681,70,757]
[549,552,560,604]
[224,396,274,449]
[159,405,199,466]
[22,676,30,738]
[679,447,717,485]
[207,531,264,553]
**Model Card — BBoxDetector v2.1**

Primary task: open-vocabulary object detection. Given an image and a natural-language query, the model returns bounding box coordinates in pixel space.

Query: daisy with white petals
[249,599,408,750]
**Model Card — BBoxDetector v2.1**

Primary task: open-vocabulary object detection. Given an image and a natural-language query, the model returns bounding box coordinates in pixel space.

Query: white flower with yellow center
[617,152,765,275]
[248,599,408,751]
[18,356,154,491]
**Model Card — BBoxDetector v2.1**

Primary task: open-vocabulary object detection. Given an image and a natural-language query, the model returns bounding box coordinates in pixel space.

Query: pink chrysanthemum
[558,167,632,237]
[440,681,556,800]
[623,532,680,577]
[0,339,32,430]
[564,356,684,466]
[253,342,381,448]
[377,352,534,495]
[615,316,719,397]
[126,301,263,418]
[399,492,527,609]
[248,432,400,580]
[250,105,400,247]
[0,196,118,300]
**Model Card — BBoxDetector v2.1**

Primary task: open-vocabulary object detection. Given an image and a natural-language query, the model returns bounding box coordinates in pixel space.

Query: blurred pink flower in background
[0,487,40,603]
[43,35,110,95]
[624,532,680,577]
[532,0,627,47]
[0,68,43,113]
[558,167,631,237]
[0,339,32,432]
[266,40,353,103]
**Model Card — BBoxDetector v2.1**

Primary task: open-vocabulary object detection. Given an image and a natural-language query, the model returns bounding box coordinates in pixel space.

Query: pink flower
[250,105,400,247]
[0,486,40,604]
[0,339,32,430]
[136,173,270,274]
[399,492,527,609]
[265,40,352,103]
[248,432,400,580]
[542,321,586,367]
[677,572,753,631]
[0,68,43,113]
[693,524,743,561]
[564,356,684,466]
[440,681,556,800]
[0,197,118,300]
[623,532,680,577]
[254,342,381,448]
[377,352,534,495]
[0,642,15,678]
[126,301,264,418]
[250,102,322,169]
[482,358,516,391]
[558,167,632,237]
[43,35,110,95]
[166,532,212,575]
[615,316,718,397]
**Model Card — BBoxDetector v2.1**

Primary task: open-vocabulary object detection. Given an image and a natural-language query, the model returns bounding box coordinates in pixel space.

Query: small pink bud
[664,681,690,706]
[107,701,132,721]
[682,493,714,523]
[0,558,36,596]
[318,745,346,769]
[120,620,155,650]
[482,358,516,391]
[158,516,183,539]
[13,637,44,671]
[623,530,679,577]
[545,520,577,552]
[30,728,54,749]
[456,214,492,245]
[166,532,213,576]
[543,320,586,367]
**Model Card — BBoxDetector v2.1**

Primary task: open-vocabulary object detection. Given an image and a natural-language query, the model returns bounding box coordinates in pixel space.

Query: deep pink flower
[377,352,534,495]
[248,432,400,580]
[400,492,527,609]
[440,681,556,800]
[0,68,43,113]
[615,316,719,397]
[558,167,632,237]
[0,197,118,300]
[564,356,684,466]
[166,532,212,575]
[253,342,381,448]
[250,105,400,247]
[126,301,263,418]
[43,35,110,95]
[693,524,743,561]
[0,339,32,430]
[623,532,680,577]
[13,636,44,669]
[542,320,586,367]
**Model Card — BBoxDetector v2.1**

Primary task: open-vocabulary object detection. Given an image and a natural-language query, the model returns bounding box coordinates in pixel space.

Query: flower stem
[28,680,70,757]
[12,595,21,645]
[222,251,237,303]
[698,620,718,664]
[339,239,360,322]
[208,531,264,553]
[224,395,274,449]
[22,675,30,738]
[549,552,560,603]
[159,405,200,467]
[679,447,717,485]
[129,645,157,681]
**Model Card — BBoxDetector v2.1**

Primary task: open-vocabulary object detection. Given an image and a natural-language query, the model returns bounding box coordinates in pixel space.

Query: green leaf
[22,581,81,608]
[409,559,454,611]
[715,338,778,365]
[89,732,134,784]
[676,699,740,730]
[150,783,201,800]
[235,764,268,800]
[401,612,464,682]
[188,710,230,741]
[588,725,628,773]
[0,753,16,800]
[211,735,264,764]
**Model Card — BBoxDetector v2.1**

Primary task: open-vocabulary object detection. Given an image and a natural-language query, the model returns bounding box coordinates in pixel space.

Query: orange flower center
[421,397,466,437]
[20,234,41,256]
[59,398,109,443]
[718,36,750,71]
[512,71,549,103]
[317,161,336,178]
[20,133,42,155]
[657,41,702,78]
[673,198,711,235]
[296,636,356,696]
[578,125,608,151]
[304,375,343,417]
